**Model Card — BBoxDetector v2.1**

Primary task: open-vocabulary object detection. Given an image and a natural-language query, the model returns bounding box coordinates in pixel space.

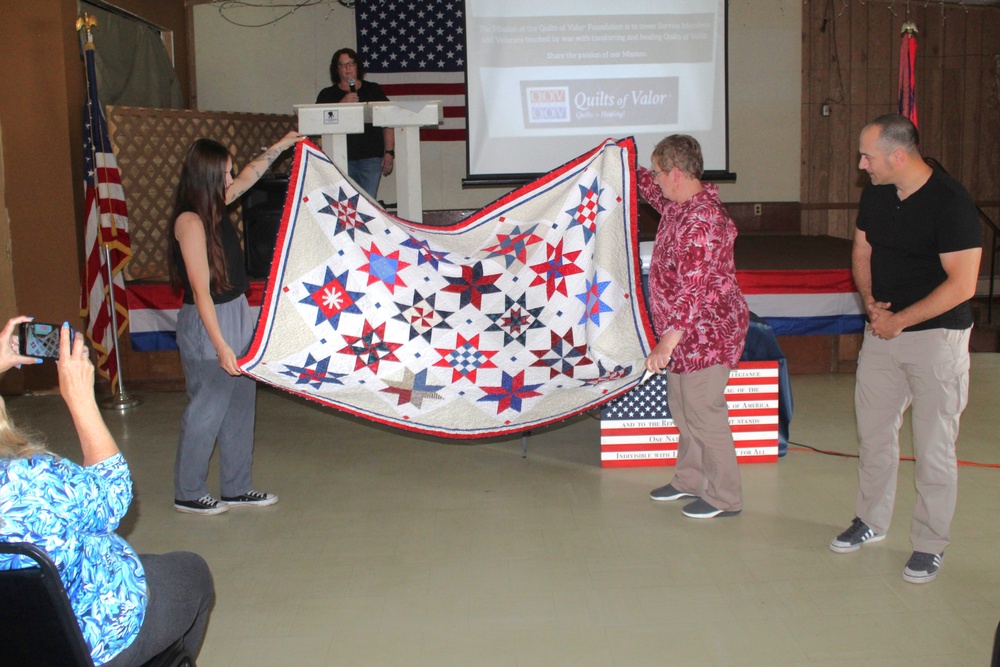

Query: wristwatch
[384,150,395,157]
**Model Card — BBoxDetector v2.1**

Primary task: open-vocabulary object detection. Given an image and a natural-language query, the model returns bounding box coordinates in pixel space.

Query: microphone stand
[98,244,142,412]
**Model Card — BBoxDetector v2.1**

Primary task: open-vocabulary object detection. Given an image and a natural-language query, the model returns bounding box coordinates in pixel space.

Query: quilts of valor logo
[526,87,570,123]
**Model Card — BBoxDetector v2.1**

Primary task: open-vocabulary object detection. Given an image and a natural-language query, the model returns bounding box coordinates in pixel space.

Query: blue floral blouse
[0,452,146,665]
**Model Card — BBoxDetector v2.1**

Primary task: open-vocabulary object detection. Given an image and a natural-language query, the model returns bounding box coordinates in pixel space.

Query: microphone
[348,77,356,93]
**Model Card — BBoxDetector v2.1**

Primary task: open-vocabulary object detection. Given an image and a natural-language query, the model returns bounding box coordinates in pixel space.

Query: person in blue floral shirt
[0,317,214,666]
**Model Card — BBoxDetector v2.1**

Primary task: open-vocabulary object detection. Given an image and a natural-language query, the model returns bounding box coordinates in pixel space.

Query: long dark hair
[168,138,234,295]
[329,47,366,85]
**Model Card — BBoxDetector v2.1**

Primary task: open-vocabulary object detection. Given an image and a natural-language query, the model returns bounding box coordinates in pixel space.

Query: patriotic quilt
[239,138,655,438]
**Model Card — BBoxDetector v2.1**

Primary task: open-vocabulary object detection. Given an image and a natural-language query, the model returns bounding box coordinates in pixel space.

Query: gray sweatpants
[100,552,214,666]
[174,296,257,501]
[854,326,970,555]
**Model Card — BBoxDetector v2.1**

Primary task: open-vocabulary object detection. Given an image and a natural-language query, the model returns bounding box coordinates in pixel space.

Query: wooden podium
[370,101,443,222]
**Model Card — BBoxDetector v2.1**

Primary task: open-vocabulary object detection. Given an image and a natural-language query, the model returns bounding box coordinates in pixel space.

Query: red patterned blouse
[637,166,749,373]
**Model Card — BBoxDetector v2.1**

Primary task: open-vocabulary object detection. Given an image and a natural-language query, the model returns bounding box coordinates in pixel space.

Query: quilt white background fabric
[240,138,655,438]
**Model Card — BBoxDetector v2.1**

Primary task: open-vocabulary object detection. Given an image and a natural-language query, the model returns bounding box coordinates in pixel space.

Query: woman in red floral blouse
[638,135,750,519]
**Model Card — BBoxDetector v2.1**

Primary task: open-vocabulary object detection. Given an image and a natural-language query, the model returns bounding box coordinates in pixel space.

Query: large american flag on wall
[356,0,466,141]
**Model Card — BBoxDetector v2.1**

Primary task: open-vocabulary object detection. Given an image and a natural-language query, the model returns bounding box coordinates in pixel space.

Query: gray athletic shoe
[649,483,697,502]
[903,551,942,584]
[829,517,885,553]
[681,498,741,519]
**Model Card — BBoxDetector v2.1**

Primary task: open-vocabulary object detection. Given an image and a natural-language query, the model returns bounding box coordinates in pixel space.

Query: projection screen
[464,0,731,185]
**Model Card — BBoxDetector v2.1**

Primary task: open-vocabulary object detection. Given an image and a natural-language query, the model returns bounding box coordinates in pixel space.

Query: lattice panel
[106,106,297,281]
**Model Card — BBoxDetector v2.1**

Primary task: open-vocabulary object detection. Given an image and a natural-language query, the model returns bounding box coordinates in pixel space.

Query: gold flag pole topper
[76,13,98,40]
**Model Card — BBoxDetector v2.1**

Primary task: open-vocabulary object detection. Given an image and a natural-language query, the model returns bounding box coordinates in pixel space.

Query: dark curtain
[80,1,182,109]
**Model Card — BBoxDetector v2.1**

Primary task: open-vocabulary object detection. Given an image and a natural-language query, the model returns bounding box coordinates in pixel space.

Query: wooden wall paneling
[846,3,869,214]
[805,0,831,230]
[984,15,1000,202]
[829,0,853,221]
[830,208,849,240]
[866,5,894,119]
[800,0,813,227]
[920,7,945,161]
[807,0,830,107]
[842,3,867,233]
[799,3,822,235]
[848,98,869,209]
[806,0,828,195]
[943,7,965,173]
[939,6,966,173]
[802,209,822,236]
[958,16,982,194]
[848,2,869,107]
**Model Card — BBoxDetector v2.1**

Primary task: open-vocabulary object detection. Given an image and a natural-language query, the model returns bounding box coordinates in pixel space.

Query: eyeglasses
[337,60,357,69]
[650,168,664,178]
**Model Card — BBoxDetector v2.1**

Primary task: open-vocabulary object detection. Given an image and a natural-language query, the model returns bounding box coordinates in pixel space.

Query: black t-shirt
[856,169,981,331]
[315,80,390,160]
[175,216,249,305]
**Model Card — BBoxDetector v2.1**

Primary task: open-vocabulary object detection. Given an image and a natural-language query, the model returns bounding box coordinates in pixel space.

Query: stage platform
[731,234,861,374]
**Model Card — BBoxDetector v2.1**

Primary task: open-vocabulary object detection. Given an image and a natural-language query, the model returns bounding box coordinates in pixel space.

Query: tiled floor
[6,354,999,666]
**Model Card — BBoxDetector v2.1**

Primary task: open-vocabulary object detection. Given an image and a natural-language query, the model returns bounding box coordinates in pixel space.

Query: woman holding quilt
[169,132,301,515]
[637,135,750,519]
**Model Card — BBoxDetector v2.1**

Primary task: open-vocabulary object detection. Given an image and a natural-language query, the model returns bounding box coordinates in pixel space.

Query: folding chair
[0,541,193,667]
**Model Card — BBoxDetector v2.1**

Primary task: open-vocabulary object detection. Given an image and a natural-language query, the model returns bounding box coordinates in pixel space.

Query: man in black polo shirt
[828,114,982,584]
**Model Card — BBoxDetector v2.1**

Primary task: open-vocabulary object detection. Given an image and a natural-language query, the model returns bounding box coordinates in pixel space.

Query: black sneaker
[649,483,698,502]
[829,517,885,553]
[175,494,228,515]
[221,490,278,507]
[681,498,741,519]
[903,551,942,584]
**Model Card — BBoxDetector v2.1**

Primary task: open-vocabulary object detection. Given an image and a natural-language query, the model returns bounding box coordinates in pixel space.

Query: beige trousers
[666,364,743,512]
[854,327,971,554]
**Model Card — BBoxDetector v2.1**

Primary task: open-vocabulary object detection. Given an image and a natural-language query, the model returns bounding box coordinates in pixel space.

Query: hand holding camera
[1,316,45,373]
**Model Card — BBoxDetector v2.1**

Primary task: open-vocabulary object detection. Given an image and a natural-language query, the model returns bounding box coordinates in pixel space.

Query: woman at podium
[316,47,395,198]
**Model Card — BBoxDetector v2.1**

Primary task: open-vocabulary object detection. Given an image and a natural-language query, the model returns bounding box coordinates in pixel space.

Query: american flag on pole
[81,33,132,388]
[898,22,918,128]
[356,0,466,141]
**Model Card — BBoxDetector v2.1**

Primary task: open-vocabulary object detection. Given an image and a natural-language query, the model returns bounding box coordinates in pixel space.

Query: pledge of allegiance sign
[599,361,780,467]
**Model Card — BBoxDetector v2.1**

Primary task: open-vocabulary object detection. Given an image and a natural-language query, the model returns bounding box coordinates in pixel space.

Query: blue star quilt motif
[239,138,654,437]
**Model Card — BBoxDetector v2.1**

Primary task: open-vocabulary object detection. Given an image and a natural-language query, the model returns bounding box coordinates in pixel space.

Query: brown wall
[801,1,1000,239]
[0,0,190,392]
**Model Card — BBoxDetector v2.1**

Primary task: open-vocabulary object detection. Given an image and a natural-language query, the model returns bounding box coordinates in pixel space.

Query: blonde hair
[0,396,50,460]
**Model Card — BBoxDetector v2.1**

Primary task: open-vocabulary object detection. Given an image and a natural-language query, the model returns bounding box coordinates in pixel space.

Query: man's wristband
[384,150,395,157]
